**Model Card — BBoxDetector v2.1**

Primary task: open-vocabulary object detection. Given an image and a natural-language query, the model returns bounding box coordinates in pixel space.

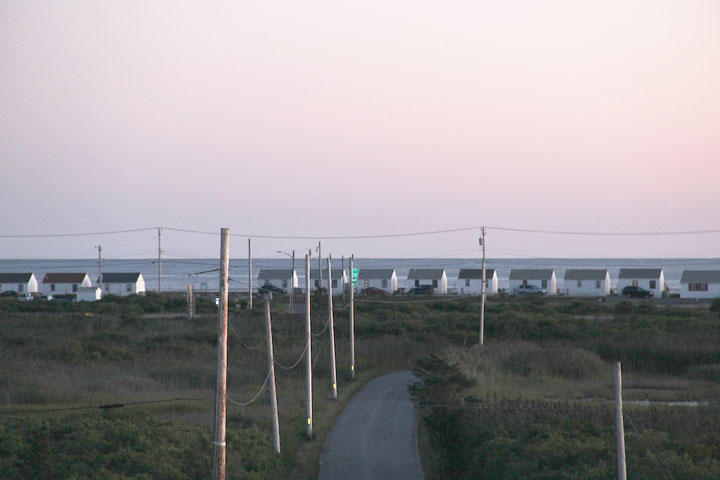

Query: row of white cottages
[0,272,146,300]
[258,268,720,299]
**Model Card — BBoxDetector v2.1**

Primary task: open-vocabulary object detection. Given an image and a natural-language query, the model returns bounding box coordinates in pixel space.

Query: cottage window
[415,280,419,287]
[126,283,132,292]
[72,284,78,292]
[649,280,657,289]
[51,284,55,291]
[364,280,369,288]
[332,279,337,288]
[282,279,287,288]
[596,280,601,289]
[18,284,24,293]
[382,279,387,288]
[315,280,320,288]
[542,280,548,289]
[105,284,110,291]
[632,280,638,287]
[577,280,582,288]
[522,280,528,286]
[689,283,708,291]
[432,279,438,288]
[465,279,470,287]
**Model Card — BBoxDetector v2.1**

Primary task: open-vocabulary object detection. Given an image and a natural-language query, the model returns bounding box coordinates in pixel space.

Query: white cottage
[257,269,298,293]
[456,269,498,295]
[41,273,92,295]
[357,269,398,294]
[76,287,102,302]
[509,269,557,295]
[0,273,38,295]
[617,268,665,298]
[407,269,447,294]
[310,269,347,295]
[680,270,720,299]
[563,269,610,297]
[101,272,146,296]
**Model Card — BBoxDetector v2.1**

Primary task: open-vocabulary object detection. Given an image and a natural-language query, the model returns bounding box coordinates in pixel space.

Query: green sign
[352,268,358,286]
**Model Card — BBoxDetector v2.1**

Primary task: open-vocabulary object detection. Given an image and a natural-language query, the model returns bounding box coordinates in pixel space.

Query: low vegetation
[1,294,719,478]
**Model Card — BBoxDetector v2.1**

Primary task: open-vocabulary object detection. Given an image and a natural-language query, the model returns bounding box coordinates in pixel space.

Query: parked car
[407,285,433,296]
[258,284,287,295]
[516,285,545,296]
[0,290,18,297]
[622,286,653,298]
[361,287,387,296]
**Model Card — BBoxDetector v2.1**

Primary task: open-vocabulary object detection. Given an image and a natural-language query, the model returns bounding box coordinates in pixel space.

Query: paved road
[318,370,424,480]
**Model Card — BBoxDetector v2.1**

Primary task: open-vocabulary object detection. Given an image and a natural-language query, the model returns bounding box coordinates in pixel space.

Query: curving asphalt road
[318,370,424,480]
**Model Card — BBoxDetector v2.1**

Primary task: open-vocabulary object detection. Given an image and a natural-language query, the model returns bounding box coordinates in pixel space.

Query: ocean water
[1,258,719,293]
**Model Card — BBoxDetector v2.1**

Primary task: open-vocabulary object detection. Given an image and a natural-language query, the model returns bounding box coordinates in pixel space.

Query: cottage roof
[680,270,720,284]
[509,269,555,280]
[309,269,346,280]
[357,269,395,280]
[564,269,608,281]
[0,273,34,283]
[101,272,143,283]
[42,273,89,284]
[257,269,295,281]
[618,268,662,279]
[407,269,445,280]
[457,269,496,280]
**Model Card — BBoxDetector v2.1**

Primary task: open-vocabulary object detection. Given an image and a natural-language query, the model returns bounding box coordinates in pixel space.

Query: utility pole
[341,255,345,302]
[212,228,230,480]
[248,238,253,310]
[305,252,313,439]
[290,250,295,313]
[158,228,163,293]
[187,283,195,319]
[96,245,103,292]
[317,242,322,290]
[265,297,281,454]
[327,256,338,400]
[349,255,355,379]
[614,362,627,480]
[479,227,486,346]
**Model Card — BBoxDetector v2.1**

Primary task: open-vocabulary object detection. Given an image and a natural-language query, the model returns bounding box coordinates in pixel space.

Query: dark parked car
[258,284,287,295]
[0,290,18,297]
[361,287,388,296]
[622,286,653,298]
[407,285,433,296]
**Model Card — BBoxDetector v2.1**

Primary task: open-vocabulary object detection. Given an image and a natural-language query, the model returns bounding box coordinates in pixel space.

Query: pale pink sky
[1,1,719,258]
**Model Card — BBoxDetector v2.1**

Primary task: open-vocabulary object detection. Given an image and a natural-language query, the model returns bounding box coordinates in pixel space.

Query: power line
[0,228,157,238]
[3,224,720,241]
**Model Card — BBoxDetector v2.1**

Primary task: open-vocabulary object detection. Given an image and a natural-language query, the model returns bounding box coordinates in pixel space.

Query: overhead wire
[227,369,272,406]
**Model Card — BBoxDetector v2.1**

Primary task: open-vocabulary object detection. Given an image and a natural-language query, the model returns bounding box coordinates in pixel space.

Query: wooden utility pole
[158,228,162,293]
[480,227,486,346]
[341,255,345,302]
[187,283,195,319]
[349,255,355,379]
[305,252,313,439]
[327,256,338,400]
[265,297,281,454]
[212,228,230,480]
[97,245,103,292]
[614,362,627,480]
[317,242,322,289]
[248,238,253,310]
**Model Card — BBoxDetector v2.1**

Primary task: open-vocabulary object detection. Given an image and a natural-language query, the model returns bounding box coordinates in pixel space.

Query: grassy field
[1,293,720,478]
